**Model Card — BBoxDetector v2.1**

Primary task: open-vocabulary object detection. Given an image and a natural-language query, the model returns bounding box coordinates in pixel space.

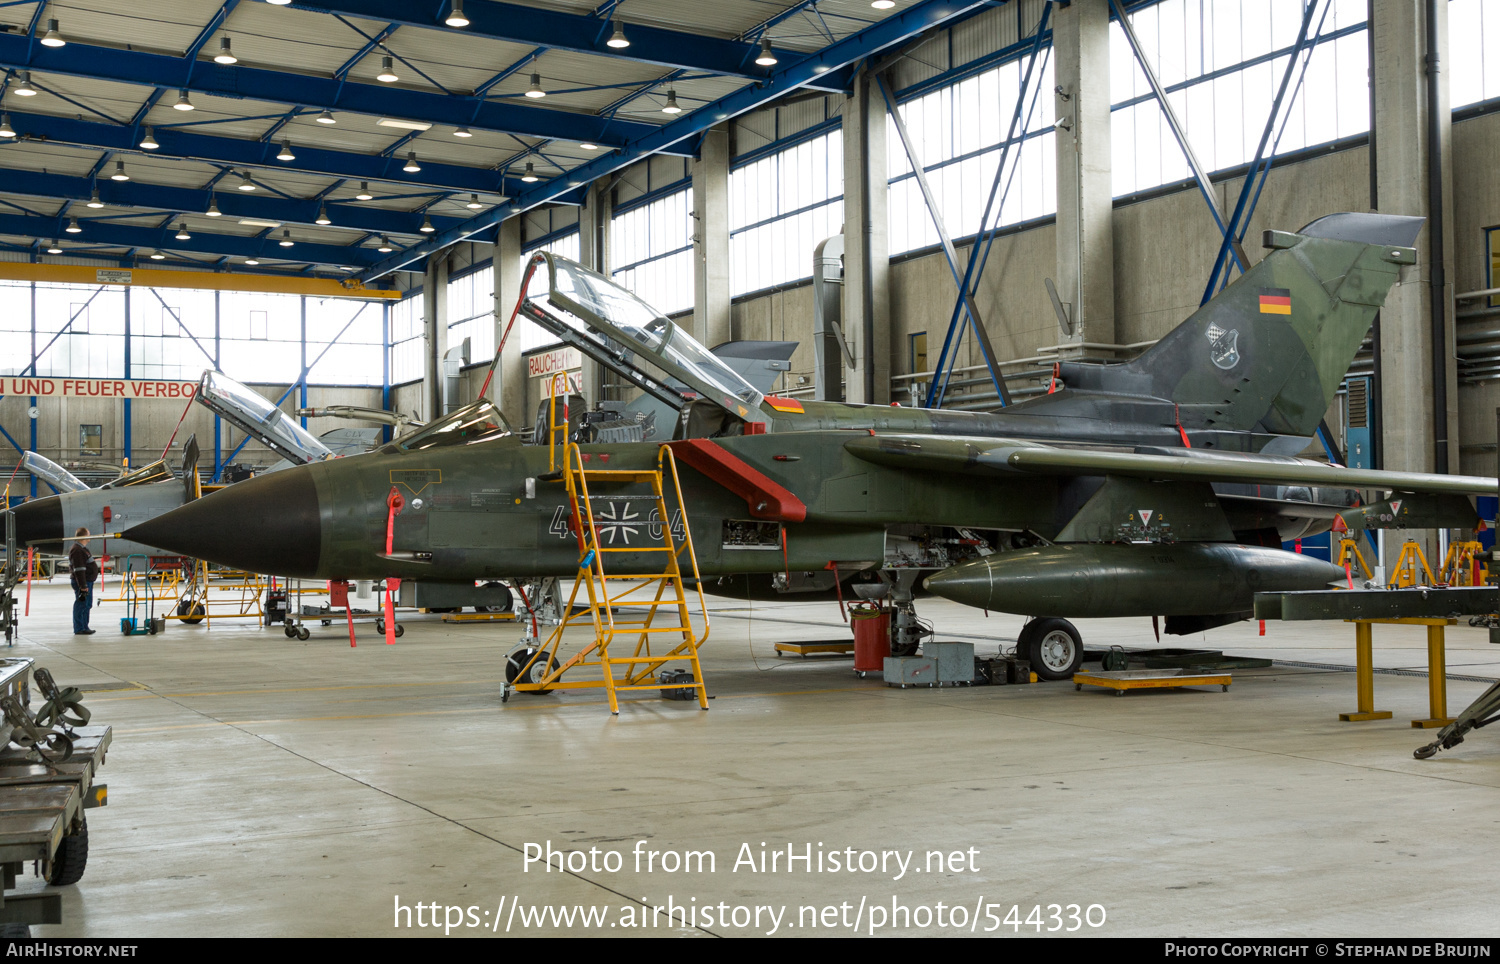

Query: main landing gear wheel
[473,582,514,614]
[1020,618,1083,681]
[177,601,207,625]
[505,646,559,694]
[374,618,404,637]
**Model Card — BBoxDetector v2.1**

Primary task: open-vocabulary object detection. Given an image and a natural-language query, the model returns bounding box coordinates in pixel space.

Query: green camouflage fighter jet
[125,213,1496,679]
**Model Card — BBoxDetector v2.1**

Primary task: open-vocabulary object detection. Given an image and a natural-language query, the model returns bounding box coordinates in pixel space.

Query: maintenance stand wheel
[283,623,298,639]
[1020,618,1083,681]
[373,618,405,638]
[297,627,310,641]
[47,819,88,886]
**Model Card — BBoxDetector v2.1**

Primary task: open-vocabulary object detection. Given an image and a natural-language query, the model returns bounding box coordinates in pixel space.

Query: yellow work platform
[440,612,517,623]
[1342,617,1457,728]
[1073,669,1232,697]
[775,641,855,657]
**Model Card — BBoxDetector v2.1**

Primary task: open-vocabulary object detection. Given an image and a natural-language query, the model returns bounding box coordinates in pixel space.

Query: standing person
[69,527,97,636]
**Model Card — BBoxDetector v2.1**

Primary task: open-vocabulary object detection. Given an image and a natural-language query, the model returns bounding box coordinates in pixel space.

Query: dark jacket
[69,543,97,592]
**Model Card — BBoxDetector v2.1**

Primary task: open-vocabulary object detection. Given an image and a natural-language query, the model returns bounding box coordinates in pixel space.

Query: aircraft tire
[1024,618,1083,681]
[178,601,207,626]
[474,582,514,614]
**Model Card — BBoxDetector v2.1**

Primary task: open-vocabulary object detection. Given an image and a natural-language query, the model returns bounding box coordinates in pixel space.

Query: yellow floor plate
[439,612,517,622]
[775,641,855,657]
[1073,671,1231,696]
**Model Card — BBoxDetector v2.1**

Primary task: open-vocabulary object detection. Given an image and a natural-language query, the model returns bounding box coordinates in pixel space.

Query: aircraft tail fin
[1110,213,1422,439]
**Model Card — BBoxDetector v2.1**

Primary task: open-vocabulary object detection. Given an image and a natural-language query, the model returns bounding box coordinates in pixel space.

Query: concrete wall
[1452,110,1500,477]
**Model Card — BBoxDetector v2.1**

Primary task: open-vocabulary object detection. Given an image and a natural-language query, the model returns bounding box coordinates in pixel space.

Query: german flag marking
[764,396,804,414]
[1259,287,1292,315]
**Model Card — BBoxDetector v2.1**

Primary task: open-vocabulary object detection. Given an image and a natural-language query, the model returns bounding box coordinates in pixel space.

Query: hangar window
[0,281,29,377]
[1110,0,1371,197]
[33,283,123,379]
[129,288,215,381]
[885,51,1058,256]
[219,291,301,384]
[389,291,424,386]
[729,128,844,296]
[448,264,495,363]
[305,297,383,387]
[1450,0,1500,108]
[611,187,694,316]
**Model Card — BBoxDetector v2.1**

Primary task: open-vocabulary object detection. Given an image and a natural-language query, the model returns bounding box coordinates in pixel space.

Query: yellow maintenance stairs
[504,441,710,714]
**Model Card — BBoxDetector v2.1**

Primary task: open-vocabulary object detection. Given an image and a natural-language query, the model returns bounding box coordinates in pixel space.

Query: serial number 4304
[989,904,1106,932]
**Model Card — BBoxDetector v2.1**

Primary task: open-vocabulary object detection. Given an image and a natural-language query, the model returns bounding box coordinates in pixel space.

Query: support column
[842,69,891,405]
[1052,0,1115,352]
[1372,0,1456,476]
[493,216,525,421]
[422,254,449,423]
[1372,0,1457,569]
[692,124,732,349]
[576,183,611,406]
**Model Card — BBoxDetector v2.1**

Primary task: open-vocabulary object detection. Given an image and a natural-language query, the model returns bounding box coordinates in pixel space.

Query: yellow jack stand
[1336,538,1373,583]
[1387,540,1438,589]
[1340,618,1456,728]
[1440,541,1487,587]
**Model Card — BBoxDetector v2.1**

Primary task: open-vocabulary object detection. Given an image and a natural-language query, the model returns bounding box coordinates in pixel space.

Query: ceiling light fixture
[46,241,62,254]
[419,215,435,233]
[40,19,65,47]
[871,0,895,8]
[316,110,336,125]
[376,117,432,131]
[266,0,292,5]
[205,196,221,216]
[244,257,260,265]
[579,141,597,150]
[0,114,13,138]
[377,237,393,252]
[403,152,421,173]
[276,139,295,161]
[452,126,472,137]
[526,73,545,98]
[444,0,469,27]
[315,206,331,225]
[661,89,681,114]
[174,89,194,111]
[607,20,629,48]
[65,217,81,234]
[111,160,129,181]
[214,36,237,64]
[87,185,103,208]
[237,171,256,191]
[175,223,191,240]
[14,72,36,96]
[521,162,538,183]
[237,218,282,228]
[377,56,398,83]
[354,182,374,200]
[139,126,159,149]
[279,230,294,247]
[150,250,166,260]
[465,193,482,210]
[756,37,777,66]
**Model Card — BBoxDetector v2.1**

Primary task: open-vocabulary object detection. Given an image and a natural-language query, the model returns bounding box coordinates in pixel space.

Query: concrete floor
[6,577,1500,938]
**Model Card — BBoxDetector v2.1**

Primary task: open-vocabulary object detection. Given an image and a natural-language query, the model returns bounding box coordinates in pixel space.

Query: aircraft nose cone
[124,469,323,577]
[3,496,64,548]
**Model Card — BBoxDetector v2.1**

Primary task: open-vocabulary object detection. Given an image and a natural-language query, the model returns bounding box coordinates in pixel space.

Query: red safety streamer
[477,259,539,400]
[1258,620,1266,637]
[159,389,198,461]
[1346,562,1354,590]
[383,488,405,645]
[511,580,539,639]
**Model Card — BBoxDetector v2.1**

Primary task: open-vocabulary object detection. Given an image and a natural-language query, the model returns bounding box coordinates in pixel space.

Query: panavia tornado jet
[125,214,1496,678]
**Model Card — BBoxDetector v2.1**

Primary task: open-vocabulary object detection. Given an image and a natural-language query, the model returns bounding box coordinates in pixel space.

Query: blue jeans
[72,583,92,633]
